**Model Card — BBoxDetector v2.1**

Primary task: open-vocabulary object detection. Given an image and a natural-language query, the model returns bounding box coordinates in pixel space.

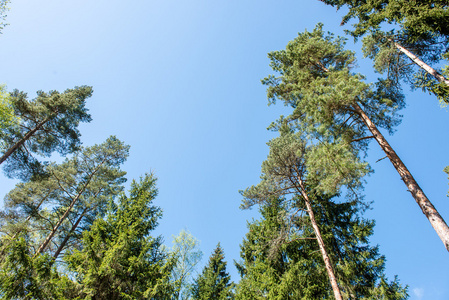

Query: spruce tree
[0,235,62,299]
[0,86,93,180]
[236,196,408,299]
[63,173,176,299]
[241,132,364,300]
[191,243,234,300]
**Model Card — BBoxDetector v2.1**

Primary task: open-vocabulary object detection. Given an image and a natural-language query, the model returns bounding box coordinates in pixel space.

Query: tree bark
[353,103,449,251]
[10,194,49,240]
[35,190,84,255]
[0,117,51,165]
[53,207,87,259]
[35,157,108,256]
[296,177,343,300]
[392,40,449,86]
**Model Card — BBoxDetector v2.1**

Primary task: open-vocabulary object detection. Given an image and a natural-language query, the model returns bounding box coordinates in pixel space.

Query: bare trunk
[35,191,83,255]
[0,117,51,165]
[53,207,87,259]
[392,40,449,86]
[353,103,449,251]
[297,177,343,300]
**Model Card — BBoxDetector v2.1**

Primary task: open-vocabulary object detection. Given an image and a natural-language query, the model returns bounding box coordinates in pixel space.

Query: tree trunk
[53,207,88,259]
[353,103,449,251]
[0,117,51,165]
[35,158,107,256]
[391,40,449,86]
[35,191,84,255]
[296,177,343,300]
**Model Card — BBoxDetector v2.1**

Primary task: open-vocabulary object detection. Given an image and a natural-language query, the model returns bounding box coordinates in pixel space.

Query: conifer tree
[0,86,93,180]
[263,24,449,251]
[0,235,62,299]
[64,173,176,299]
[191,244,234,300]
[241,132,362,300]
[236,197,408,299]
[0,136,129,259]
[320,0,449,104]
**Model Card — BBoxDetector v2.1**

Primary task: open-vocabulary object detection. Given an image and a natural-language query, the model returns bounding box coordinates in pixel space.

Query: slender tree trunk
[35,158,108,256]
[296,177,343,300]
[0,117,51,165]
[35,191,84,255]
[52,186,103,259]
[53,207,88,259]
[353,103,449,251]
[391,40,449,86]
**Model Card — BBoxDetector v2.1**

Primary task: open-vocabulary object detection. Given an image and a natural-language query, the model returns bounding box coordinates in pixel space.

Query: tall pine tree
[0,136,129,259]
[320,0,449,104]
[236,196,408,299]
[0,86,93,180]
[263,24,449,251]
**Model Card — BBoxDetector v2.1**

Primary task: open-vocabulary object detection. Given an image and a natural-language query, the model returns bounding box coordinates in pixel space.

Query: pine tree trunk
[0,117,51,165]
[53,207,87,259]
[35,158,107,256]
[391,40,449,86]
[353,103,449,251]
[35,191,84,255]
[296,177,343,300]
[53,186,105,259]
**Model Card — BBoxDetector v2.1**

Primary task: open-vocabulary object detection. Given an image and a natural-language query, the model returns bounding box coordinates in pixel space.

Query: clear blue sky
[1,1,448,299]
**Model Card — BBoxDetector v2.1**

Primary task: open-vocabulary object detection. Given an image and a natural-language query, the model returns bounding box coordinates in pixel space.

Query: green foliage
[320,0,449,41]
[0,85,93,180]
[0,136,129,258]
[171,229,203,300]
[0,84,17,132]
[238,120,407,298]
[236,194,408,299]
[191,244,234,300]
[321,0,449,104]
[262,25,405,197]
[0,235,63,299]
[64,173,176,300]
[0,0,9,33]
[264,24,403,136]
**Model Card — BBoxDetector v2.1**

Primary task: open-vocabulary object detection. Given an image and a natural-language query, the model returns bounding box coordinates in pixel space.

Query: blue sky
[1,1,448,299]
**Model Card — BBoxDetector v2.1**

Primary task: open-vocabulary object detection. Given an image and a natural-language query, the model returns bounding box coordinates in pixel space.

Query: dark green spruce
[63,173,176,299]
[191,243,234,300]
